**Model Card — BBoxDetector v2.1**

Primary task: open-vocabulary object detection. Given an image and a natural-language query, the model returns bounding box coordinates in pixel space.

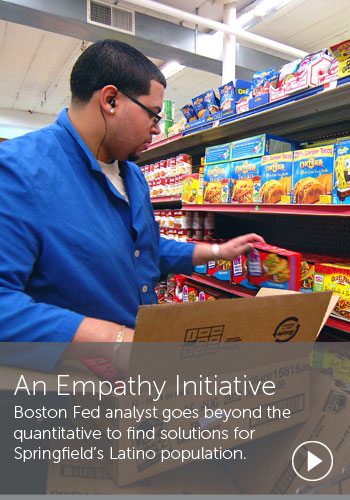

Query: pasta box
[247,243,302,291]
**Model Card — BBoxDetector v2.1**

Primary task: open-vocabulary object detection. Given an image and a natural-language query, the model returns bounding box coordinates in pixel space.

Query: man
[0,39,264,358]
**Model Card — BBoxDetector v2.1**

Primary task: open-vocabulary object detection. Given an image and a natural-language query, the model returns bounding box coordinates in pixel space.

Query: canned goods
[177,229,192,242]
[176,154,192,175]
[204,213,215,229]
[192,211,204,230]
[159,160,167,179]
[192,228,203,240]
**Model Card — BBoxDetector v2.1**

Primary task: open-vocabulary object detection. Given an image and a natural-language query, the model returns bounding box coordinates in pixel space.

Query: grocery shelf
[139,80,350,163]
[151,196,182,206]
[183,273,350,335]
[182,273,258,298]
[182,203,350,217]
[326,316,350,334]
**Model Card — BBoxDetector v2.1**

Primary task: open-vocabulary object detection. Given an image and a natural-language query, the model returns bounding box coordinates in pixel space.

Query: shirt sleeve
[159,237,195,276]
[0,151,85,368]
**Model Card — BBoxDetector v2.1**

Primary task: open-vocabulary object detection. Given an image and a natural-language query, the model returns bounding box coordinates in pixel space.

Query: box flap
[134,291,333,342]
[256,288,338,335]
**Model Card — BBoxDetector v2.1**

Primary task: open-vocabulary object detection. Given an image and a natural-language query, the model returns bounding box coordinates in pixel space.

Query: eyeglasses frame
[119,90,162,125]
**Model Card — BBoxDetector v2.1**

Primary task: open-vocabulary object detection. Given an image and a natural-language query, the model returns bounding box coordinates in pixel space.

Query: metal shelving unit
[146,82,350,338]
[141,80,350,163]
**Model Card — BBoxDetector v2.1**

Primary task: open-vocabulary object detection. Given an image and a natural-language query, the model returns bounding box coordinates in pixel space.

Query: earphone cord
[96,105,108,160]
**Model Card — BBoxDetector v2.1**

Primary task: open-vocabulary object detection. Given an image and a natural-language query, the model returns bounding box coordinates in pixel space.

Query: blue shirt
[0,109,194,351]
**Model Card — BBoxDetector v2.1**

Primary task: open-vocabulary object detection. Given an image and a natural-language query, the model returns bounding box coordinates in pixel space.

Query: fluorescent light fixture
[160,60,185,80]
[238,0,296,29]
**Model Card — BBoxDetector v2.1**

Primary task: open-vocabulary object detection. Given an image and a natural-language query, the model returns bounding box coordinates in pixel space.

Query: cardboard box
[292,146,334,204]
[223,370,350,494]
[330,39,350,78]
[260,152,293,204]
[230,157,261,204]
[46,451,238,494]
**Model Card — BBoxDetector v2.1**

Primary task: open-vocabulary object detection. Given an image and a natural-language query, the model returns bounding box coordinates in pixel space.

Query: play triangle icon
[307,450,323,472]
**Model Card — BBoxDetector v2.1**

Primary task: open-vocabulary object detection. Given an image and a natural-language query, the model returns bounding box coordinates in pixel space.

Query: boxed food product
[176,154,192,175]
[232,255,259,290]
[205,142,231,165]
[230,157,261,204]
[203,89,220,114]
[192,93,207,119]
[260,152,293,204]
[314,263,350,321]
[330,39,350,78]
[180,104,197,123]
[218,81,235,111]
[247,243,302,291]
[235,79,251,101]
[203,163,231,204]
[182,174,202,204]
[292,146,334,204]
[270,51,334,101]
[299,253,347,293]
[333,140,350,204]
[231,134,298,162]
[182,282,200,302]
[207,258,232,281]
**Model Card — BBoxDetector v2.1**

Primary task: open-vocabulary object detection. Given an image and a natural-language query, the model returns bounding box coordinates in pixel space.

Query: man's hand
[217,233,265,260]
[192,233,265,265]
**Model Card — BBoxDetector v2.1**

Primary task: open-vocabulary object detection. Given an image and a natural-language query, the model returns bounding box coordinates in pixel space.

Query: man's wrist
[114,325,126,354]
[211,243,221,260]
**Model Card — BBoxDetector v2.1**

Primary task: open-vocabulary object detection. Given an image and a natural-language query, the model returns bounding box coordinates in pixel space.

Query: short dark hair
[70,39,166,103]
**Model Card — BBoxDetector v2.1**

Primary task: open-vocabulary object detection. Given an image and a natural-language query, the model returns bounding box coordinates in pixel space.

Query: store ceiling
[0,0,350,124]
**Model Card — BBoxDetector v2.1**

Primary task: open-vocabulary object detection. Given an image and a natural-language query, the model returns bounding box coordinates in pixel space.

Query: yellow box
[181,174,203,204]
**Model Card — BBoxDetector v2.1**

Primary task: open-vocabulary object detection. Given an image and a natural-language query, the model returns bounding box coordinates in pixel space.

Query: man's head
[69,40,167,162]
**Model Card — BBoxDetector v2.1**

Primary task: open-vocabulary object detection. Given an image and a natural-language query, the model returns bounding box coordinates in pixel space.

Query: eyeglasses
[119,90,162,126]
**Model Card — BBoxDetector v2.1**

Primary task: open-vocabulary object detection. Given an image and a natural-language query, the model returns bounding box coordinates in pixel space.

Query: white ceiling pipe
[124,0,307,59]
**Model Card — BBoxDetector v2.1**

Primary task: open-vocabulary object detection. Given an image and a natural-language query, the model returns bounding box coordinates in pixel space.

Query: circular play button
[292,441,333,482]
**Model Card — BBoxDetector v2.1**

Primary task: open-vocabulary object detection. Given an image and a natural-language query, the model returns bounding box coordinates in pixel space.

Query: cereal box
[218,81,235,112]
[314,263,350,321]
[230,158,261,204]
[292,146,334,204]
[203,163,231,204]
[247,243,302,291]
[230,134,297,161]
[260,152,293,204]
[333,141,350,204]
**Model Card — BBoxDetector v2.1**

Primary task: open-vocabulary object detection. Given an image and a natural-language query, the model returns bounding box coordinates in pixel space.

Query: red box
[247,243,301,291]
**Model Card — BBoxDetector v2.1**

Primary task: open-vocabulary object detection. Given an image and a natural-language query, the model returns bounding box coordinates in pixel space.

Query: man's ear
[100,85,118,114]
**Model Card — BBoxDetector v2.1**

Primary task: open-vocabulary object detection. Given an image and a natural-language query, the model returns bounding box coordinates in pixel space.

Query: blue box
[248,93,270,109]
[230,158,261,204]
[260,152,293,204]
[205,143,231,165]
[203,163,232,204]
[231,134,298,162]
[235,79,251,100]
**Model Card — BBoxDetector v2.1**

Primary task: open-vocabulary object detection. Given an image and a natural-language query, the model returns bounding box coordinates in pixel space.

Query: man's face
[106,80,164,162]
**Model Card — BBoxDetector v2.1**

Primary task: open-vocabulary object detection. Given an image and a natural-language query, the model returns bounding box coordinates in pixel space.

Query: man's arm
[192,233,265,265]
[72,317,134,342]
